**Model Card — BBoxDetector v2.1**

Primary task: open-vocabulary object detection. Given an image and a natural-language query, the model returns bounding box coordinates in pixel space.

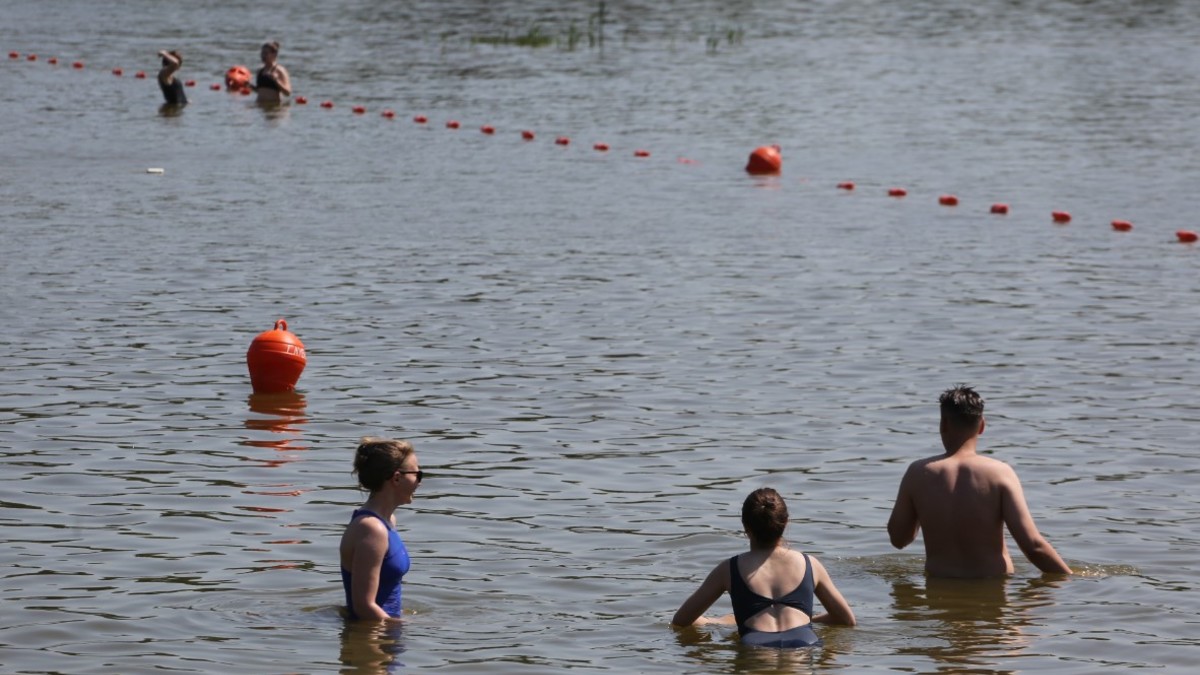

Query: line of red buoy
[8,48,1200,246]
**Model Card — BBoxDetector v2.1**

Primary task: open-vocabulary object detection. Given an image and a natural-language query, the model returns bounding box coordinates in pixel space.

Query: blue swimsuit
[729,553,822,648]
[342,509,410,619]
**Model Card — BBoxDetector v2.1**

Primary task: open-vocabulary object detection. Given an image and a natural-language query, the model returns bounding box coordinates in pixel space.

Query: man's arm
[887,465,920,549]
[1000,466,1072,574]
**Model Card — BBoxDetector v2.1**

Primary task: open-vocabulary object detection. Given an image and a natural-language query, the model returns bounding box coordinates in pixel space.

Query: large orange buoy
[225,65,251,91]
[745,145,782,175]
[246,319,307,394]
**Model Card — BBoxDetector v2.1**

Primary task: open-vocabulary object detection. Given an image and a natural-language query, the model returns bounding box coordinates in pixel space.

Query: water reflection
[256,101,291,125]
[339,620,406,675]
[890,575,1065,674]
[243,392,309,463]
[671,623,838,674]
[157,102,186,117]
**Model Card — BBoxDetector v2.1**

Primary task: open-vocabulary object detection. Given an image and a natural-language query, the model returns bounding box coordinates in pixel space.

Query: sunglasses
[396,470,423,483]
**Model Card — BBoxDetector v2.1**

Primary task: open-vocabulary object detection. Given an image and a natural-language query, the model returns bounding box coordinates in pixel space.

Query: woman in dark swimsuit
[671,488,856,648]
[339,438,422,621]
[157,50,186,106]
[254,41,291,105]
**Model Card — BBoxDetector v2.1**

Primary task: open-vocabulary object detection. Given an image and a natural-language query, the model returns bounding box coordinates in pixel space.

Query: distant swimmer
[887,385,1073,578]
[339,437,422,621]
[254,41,291,104]
[672,488,856,648]
[157,50,187,106]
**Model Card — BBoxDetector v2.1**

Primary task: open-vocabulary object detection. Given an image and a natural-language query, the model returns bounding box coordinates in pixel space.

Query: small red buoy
[837,182,855,190]
[634,149,650,157]
[593,142,609,151]
[381,109,395,119]
[888,188,907,197]
[938,194,959,206]
[238,86,251,95]
[412,114,426,123]
[1052,210,1072,223]
[1177,230,1198,243]
[26,54,37,61]
[48,57,58,65]
[445,120,459,129]
[185,79,196,87]
[112,68,123,76]
[72,61,84,69]
[1111,220,1133,232]
[246,319,307,394]
[320,100,334,109]
[990,203,1009,214]
[135,70,146,79]
[555,136,570,146]
[7,52,18,59]
[295,96,308,104]
[210,83,221,90]
[521,130,535,141]
[677,157,697,164]
[352,105,366,114]
[745,145,782,175]
[481,125,496,134]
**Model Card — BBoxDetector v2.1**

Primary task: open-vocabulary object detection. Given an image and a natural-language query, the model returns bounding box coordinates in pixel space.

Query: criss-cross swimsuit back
[729,552,822,648]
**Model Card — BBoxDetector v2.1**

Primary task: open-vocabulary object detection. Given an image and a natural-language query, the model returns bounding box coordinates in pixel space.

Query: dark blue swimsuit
[159,77,186,106]
[256,67,281,92]
[730,553,822,648]
[342,509,410,619]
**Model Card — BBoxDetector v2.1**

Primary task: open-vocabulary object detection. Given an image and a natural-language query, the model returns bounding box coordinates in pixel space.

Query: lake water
[2,1,1199,673]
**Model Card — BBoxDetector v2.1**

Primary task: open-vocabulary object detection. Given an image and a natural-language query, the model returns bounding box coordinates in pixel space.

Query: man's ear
[978,417,986,436]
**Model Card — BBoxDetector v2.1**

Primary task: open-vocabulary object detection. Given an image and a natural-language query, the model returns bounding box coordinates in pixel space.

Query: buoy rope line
[7,49,1198,245]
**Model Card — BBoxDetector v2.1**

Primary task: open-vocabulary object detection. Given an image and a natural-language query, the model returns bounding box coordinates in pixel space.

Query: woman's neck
[362,492,399,519]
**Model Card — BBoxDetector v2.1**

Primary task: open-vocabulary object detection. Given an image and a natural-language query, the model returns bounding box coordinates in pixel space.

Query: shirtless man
[887,385,1072,578]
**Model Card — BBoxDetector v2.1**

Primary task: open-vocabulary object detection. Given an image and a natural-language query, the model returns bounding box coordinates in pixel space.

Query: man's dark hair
[939,385,984,431]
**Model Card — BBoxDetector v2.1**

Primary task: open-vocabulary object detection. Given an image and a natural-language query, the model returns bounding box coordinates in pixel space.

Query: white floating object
[146,167,165,174]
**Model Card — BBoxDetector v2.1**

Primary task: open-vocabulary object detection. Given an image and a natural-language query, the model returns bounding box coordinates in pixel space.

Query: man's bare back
[887,386,1071,578]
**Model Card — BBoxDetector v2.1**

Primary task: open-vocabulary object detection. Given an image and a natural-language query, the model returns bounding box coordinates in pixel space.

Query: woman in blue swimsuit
[339,437,423,621]
[672,487,856,647]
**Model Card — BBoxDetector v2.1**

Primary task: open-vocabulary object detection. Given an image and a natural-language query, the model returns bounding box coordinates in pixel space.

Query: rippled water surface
[3,1,1199,673]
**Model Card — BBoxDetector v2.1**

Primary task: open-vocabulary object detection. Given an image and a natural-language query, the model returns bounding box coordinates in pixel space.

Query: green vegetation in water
[471,25,555,48]
[706,25,745,54]
[471,1,606,51]
[466,2,746,54]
